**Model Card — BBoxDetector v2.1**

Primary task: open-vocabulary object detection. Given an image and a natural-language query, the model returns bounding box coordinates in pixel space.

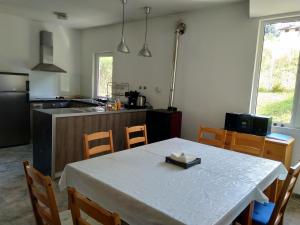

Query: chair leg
[268,179,278,202]
[240,202,254,225]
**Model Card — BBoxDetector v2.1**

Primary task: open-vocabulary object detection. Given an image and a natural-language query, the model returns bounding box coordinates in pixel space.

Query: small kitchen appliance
[125,91,139,109]
[137,95,146,107]
[125,91,148,109]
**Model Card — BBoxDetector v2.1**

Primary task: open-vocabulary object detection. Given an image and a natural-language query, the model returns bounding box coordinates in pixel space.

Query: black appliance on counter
[225,112,272,136]
[0,72,30,147]
[125,91,147,109]
[147,109,182,143]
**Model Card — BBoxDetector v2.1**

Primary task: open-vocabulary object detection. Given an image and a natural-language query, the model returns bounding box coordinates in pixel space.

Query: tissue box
[165,156,201,169]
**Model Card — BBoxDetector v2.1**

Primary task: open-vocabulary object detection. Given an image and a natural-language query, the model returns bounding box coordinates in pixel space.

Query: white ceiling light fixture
[117,0,130,54]
[138,6,152,57]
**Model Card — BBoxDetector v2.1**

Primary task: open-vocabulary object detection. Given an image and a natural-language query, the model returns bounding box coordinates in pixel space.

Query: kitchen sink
[73,107,105,113]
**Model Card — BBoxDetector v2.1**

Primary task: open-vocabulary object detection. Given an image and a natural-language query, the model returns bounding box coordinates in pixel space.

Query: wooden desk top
[265,137,295,145]
[226,131,295,146]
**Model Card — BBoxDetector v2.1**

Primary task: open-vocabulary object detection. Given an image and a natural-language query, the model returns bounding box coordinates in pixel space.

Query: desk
[225,131,294,168]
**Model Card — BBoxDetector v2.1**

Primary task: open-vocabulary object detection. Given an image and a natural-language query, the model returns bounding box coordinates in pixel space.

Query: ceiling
[0,0,244,29]
[250,0,300,18]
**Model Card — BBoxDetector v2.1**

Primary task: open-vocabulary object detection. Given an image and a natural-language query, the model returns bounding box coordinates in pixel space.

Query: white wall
[81,2,259,136]
[0,13,81,98]
[81,14,176,107]
[81,1,300,193]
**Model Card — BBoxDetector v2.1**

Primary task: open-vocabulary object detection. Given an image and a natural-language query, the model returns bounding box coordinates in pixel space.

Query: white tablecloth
[59,138,287,225]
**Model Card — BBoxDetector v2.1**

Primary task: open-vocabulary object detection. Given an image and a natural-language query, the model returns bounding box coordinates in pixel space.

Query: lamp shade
[138,43,152,57]
[138,7,152,57]
[117,0,130,54]
[118,37,130,53]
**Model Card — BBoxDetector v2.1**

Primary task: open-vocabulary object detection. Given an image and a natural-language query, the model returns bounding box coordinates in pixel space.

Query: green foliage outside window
[98,56,113,97]
[256,22,300,124]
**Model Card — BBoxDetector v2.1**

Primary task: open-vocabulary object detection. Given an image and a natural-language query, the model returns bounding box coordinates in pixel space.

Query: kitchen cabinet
[225,131,294,168]
[147,109,182,143]
[30,99,99,138]
[33,108,147,177]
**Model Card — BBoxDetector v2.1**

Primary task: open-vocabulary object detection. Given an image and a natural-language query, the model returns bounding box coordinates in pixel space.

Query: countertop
[34,107,149,117]
[30,98,100,105]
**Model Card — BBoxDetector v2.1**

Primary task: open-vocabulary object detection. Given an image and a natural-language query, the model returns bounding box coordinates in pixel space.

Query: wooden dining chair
[252,161,300,225]
[68,187,121,225]
[125,124,148,149]
[198,126,227,148]
[23,161,72,225]
[230,132,265,157]
[83,130,114,159]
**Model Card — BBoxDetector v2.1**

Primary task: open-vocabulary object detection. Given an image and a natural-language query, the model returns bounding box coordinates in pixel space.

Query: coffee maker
[125,91,140,109]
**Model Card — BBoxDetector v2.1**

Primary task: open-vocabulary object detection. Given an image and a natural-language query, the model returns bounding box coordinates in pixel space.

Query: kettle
[137,95,146,107]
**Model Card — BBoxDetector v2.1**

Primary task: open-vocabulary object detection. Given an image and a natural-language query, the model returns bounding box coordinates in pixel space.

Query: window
[95,53,113,97]
[251,17,300,128]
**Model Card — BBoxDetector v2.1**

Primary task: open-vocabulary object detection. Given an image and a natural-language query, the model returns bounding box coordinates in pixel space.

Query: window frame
[250,15,300,128]
[93,52,114,98]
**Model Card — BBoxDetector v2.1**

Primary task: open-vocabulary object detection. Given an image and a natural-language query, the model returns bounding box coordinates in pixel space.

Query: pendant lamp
[117,0,130,53]
[138,7,152,57]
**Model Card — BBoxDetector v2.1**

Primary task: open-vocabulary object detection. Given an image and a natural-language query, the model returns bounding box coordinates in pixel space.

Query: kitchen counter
[72,98,100,105]
[35,107,149,117]
[30,98,70,102]
[30,98,100,105]
[33,107,148,177]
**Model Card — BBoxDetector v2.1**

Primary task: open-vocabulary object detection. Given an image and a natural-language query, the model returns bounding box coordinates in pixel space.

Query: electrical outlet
[155,86,161,94]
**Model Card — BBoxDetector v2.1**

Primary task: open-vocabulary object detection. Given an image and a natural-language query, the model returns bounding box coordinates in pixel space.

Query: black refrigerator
[0,72,30,147]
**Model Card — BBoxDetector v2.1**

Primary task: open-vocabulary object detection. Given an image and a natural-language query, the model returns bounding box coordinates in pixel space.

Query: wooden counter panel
[55,111,146,173]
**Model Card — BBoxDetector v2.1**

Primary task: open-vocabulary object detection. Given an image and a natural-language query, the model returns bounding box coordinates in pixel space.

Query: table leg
[268,179,278,203]
[240,202,254,225]
[264,179,279,203]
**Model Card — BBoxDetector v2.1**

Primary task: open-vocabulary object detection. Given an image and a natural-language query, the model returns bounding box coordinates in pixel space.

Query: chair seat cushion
[252,201,275,225]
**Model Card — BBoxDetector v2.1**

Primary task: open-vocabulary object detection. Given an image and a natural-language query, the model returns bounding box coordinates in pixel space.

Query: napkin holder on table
[165,153,201,169]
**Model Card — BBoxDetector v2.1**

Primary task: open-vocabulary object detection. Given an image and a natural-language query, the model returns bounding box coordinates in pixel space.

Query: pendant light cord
[144,11,148,44]
[121,2,125,37]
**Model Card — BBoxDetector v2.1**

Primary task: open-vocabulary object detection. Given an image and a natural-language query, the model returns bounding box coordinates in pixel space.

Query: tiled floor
[0,144,67,225]
[0,145,299,225]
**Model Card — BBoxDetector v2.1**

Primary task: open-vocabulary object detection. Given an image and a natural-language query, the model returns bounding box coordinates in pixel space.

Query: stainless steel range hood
[32,31,66,73]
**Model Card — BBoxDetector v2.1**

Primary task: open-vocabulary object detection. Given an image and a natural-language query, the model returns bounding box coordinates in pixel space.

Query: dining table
[59,138,287,225]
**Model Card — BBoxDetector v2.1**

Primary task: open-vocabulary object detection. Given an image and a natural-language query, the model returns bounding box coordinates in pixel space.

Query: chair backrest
[230,132,265,157]
[83,130,114,159]
[125,125,148,149]
[68,187,121,225]
[23,161,61,225]
[269,162,300,225]
[198,127,227,148]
